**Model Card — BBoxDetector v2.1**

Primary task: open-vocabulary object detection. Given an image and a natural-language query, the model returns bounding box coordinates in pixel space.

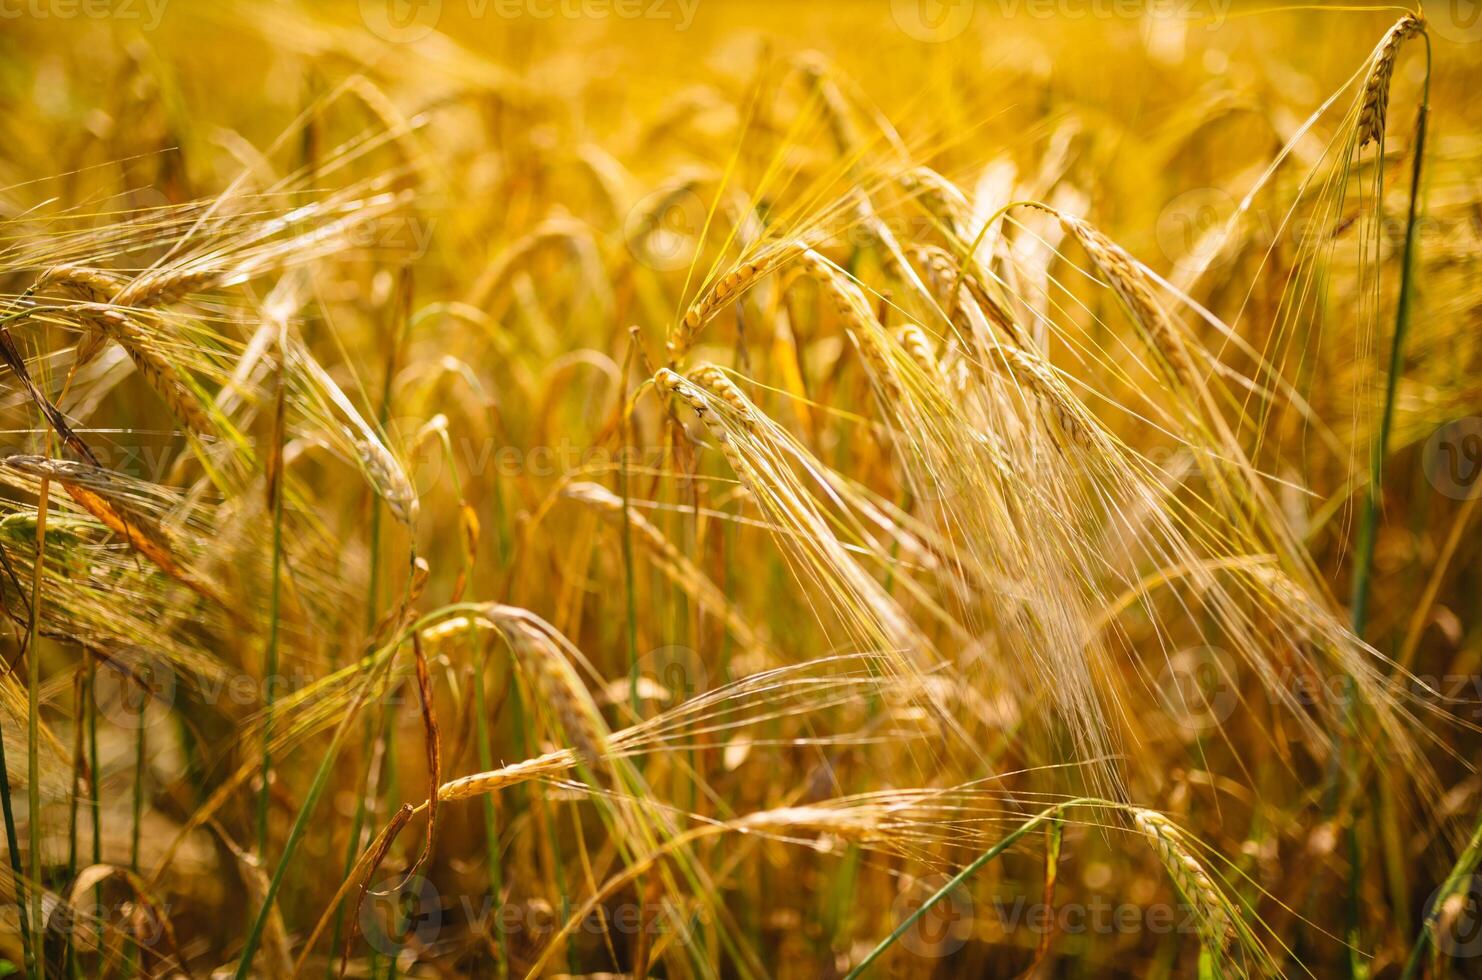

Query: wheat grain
[437,750,576,801]
[898,167,972,239]
[114,267,228,308]
[892,324,941,382]
[30,266,215,433]
[34,265,124,302]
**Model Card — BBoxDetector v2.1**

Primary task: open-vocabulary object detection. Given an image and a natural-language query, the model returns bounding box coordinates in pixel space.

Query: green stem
[1400,813,1482,980]
[1350,45,1430,638]
[1348,40,1429,976]
[65,670,81,976]
[130,724,144,872]
[326,705,379,980]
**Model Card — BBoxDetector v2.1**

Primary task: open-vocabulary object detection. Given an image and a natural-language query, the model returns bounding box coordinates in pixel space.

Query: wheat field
[0,0,1480,976]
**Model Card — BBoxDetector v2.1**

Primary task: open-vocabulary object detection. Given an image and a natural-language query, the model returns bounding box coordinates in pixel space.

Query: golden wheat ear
[1357,14,1425,148]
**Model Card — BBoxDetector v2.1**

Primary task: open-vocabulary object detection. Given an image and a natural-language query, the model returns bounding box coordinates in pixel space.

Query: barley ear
[1357,14,1425,148]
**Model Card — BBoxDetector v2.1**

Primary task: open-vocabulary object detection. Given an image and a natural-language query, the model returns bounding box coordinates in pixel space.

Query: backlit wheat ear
[989,344,1108,453]
[1132,809,1233,955]
[354,436,419,528]
[733,805,885,847]
[897,167,972,240]
[95,311,215,435]
[1357,14,1425,148]
[32,267,215,433]
[795,56,861,154]
[114,268,230,308]
[667,239,809,365]
[437,751,575,801]
[798,247,871,323]
[34,265,124,302]
[1,454,234,614]
[686,364,757,426]
[482,605,608,765]
[1049,211,1199,387]
[655,366,717,425]
[292,346,419,528]
[34,266,126,368]
[656,367,758,500]
[656,364,934,670]
[893,324,946,387]
[796,250,911,399]
[909,243,1023,347]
